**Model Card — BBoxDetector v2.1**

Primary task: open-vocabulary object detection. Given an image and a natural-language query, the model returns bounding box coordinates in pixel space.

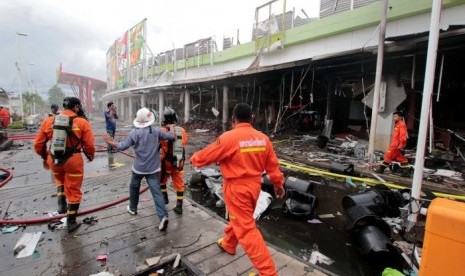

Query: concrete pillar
[222,85,229,132]
[141,93,147,108]
[184,90,191,123]
[119,98,125,121]
[128,96,133,120]
[375,113,394,152]
[158,92,165,121]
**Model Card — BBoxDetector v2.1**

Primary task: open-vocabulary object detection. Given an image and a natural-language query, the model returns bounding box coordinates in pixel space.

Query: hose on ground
[0,135,139,225]
[0,187,149,225]
[0,167,13,188]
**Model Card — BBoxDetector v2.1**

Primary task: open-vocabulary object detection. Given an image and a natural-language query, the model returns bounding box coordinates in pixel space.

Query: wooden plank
[52,218,224,276]
[186,243,223,264]
[238,250,295,276]
[196,249,246,275]
[277,259,311,275]
[305,268,328,276]
[209,253,254,276]
[0,204,210,275]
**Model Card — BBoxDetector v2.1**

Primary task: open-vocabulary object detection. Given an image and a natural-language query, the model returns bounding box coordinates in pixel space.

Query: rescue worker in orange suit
[0,105,11,129]
[34,97,95,232]
[159,107,188,214]
[375,111,410,177]
[190,103,285,276]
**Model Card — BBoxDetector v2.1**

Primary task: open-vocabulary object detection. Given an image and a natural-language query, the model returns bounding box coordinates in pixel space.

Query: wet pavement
[0,122,423,276]
[0,125,328,276]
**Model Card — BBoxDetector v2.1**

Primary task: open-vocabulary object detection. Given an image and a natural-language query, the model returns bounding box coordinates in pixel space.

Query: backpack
[50,114,80,165]
[166,126,186,170]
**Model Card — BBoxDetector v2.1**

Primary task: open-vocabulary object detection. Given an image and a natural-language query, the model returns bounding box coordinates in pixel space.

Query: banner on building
[106,43,117,90]
[115,31,128,89]
[106,19,146,90]
[129,19,145,66]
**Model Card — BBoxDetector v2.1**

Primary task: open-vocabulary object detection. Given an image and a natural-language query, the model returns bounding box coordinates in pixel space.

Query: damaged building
[102,0,465,156]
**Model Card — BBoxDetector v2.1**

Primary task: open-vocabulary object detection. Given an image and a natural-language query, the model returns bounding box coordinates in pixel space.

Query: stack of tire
[342,186,405,269]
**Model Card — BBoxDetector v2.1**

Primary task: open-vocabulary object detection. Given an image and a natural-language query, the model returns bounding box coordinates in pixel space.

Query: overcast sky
[0,0,320,97]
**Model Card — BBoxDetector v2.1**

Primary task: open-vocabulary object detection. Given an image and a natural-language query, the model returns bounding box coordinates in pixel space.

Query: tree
[48,85,66,108]
[22,92,47,115]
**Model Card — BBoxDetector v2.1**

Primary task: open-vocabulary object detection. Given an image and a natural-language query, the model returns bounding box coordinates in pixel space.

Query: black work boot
[161,184,169,204]
[374,162,389,174]
[173,191,183,214]
[400,162,411,177]
[57,185,67,214]
[67,203,81,233]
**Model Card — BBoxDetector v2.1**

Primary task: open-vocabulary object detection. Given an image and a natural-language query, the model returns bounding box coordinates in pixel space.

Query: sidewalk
[0,145,328,275]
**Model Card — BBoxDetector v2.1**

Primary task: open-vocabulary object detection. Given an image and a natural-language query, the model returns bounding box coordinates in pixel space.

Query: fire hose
[0,187,148,225]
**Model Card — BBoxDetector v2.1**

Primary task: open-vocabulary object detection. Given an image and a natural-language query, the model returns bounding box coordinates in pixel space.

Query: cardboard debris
[145,256,161,266]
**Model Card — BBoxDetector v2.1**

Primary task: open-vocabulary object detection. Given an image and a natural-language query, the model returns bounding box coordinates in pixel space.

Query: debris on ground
[145,255,161,266]
[97,241,109,266]
[319,214,335,219]
[83,216,99,226]
[89,271,115,276]
[172,253,181,269]
[96,255,108,261]
[48,217,67,231]
[2,226,19,233]
[13,232,42,258]
[253,191,273,220]
[45,211,60,217]
[309,250,334,266]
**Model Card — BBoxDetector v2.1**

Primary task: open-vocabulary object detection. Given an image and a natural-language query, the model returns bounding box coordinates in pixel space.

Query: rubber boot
[161,184,169,204]
[400,162,410,177]
[374,162,389,174]
[173,191,183,214]
[67,203,81,233]
[57,185,67,214]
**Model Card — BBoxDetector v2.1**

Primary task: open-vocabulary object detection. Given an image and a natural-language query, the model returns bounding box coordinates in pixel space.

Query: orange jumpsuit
[160,126,188,193]
[0,108,10,128]
[384,120,408,164]
[190,122,284,276]
[34,109,95,204]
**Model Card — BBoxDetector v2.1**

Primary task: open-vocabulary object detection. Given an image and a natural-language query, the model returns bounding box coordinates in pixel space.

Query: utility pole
[367,0,389,160]
[16,32,28,121]
[27,63,35,114]
[407,0,443,230]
